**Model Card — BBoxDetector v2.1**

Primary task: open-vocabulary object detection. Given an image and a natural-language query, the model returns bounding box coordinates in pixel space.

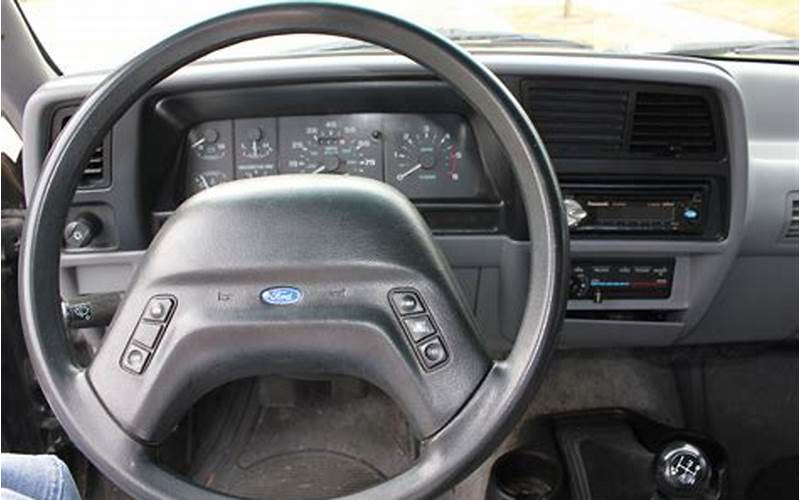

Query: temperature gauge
[192,171,229,192]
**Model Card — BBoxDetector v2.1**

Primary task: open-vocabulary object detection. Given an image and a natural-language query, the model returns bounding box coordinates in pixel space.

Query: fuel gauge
[185,120,234,197]
[189,127,227,160]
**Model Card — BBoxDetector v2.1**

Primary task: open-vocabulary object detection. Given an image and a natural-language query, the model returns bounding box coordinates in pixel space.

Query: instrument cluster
[184,113,486,200]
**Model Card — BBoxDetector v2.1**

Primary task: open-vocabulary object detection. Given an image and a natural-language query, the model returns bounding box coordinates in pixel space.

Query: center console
[486,410,728,500]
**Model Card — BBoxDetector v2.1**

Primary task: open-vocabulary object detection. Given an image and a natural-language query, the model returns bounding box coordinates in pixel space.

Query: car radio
[562,184,707,235]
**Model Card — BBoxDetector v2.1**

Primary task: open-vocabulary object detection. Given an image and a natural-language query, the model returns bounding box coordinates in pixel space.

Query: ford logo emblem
[260,287,303,305]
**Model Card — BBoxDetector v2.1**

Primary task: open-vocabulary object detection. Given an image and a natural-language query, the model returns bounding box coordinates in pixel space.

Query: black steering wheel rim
[19,3,568,499]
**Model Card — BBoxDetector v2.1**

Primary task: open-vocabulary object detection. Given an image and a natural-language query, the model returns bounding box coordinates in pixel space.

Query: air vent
[782,192,798,240]
[630,92,719,158]
[522,80,629,158]
[51,108,111,190]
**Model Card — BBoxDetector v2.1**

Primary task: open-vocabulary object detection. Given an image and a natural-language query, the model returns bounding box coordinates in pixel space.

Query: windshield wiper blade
[436,28,592,49]
[667,39,799,58]
[283,28,591,54]
[732,39,799,55]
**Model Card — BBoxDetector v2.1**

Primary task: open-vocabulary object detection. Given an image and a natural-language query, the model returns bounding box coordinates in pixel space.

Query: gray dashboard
[22,52,798,350]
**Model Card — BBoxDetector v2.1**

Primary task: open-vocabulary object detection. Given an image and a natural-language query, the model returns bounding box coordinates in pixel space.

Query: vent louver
[522,80,628,158]
[52,109,111,190]
[629,92,718,158]
[783,193,798,240]
[521,79,723,161]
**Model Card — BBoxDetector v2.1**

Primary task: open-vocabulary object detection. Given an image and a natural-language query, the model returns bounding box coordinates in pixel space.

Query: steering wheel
[20,3,567,499]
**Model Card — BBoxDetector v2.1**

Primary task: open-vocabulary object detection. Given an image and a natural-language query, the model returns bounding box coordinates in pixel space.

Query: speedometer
[278,115,383,180]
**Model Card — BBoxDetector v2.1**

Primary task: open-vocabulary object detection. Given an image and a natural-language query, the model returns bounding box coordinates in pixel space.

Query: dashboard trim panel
[24,52,764,346]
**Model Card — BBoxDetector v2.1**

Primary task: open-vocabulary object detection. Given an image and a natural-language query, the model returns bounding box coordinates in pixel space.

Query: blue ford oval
[260,287,303,305]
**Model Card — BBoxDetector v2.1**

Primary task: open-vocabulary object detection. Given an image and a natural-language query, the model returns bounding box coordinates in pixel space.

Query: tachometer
[278,115,383,180]
[392,127,463,183]
[386,115,484,199]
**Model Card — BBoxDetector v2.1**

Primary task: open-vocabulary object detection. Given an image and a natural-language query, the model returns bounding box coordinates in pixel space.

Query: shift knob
[654,441,711,499]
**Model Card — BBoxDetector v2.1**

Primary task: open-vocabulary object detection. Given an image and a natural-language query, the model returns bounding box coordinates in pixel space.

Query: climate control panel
[569,260,675,302]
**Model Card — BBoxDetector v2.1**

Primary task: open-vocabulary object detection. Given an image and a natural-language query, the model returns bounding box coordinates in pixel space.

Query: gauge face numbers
[185,120,234,196]
[393,127,461,183]
[279,115,383,180]
[234,118,278,179]
[386,115,481,199]
[189,126,227,160]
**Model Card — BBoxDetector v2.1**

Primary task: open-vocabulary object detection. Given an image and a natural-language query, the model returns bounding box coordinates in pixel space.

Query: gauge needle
[191,137,206,148]
[396,163,422,181]
[199,176,210,190]
[312,165,327,174]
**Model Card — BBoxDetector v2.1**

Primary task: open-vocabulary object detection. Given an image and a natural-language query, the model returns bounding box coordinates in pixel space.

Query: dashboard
[22,52,798,351]
[184,113,488,200]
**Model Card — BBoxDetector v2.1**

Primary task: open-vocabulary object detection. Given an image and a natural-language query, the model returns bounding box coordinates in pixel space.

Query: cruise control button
[391,291,424,315]
[403,315,436,342]
[132,321,163,349]
[418,337,448,369]
[143,297,175,322]
[121,344,150,374]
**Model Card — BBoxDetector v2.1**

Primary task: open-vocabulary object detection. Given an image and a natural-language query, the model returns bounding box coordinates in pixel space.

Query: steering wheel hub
[90,175,489,442]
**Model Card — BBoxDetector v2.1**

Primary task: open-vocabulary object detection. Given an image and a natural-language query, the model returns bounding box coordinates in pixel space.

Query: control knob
[564,198,588,228]
[63,213,101,249]
[569,274,591,299]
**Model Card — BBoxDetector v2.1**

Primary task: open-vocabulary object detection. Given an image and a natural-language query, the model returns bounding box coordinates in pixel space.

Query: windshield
[18,0,799,74]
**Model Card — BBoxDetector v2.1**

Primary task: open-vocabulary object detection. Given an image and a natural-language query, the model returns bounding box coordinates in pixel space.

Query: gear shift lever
[653,442,712,499]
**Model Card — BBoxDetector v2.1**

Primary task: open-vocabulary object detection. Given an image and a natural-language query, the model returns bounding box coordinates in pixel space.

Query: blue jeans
[1,454,80,500]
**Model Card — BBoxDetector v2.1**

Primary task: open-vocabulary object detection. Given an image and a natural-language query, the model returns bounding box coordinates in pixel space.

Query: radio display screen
[592,203,675,221]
